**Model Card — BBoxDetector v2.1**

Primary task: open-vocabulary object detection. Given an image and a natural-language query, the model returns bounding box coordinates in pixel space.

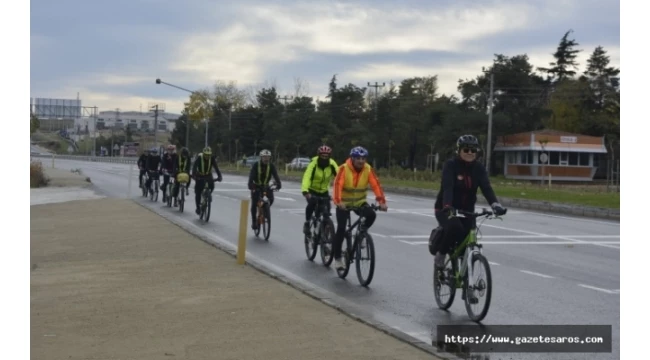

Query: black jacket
[145,155,161,172]
[434,157,498,213]
[137,154,147,169]
[191,155,222,178]
[173,155,192,175]
[161,153,177,172]
[248,161,281,190]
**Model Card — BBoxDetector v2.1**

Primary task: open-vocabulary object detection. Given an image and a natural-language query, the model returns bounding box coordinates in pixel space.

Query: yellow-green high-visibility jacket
[301,156,338,194]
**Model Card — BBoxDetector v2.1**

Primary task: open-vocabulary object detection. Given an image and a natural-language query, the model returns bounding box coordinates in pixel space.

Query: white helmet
[259,149,272,157]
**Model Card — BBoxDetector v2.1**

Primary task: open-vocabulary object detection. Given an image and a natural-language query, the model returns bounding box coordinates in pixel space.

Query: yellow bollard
[237,199,250,265]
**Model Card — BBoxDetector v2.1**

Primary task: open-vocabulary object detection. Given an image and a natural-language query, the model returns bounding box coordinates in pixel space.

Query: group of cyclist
[137,134,507,273]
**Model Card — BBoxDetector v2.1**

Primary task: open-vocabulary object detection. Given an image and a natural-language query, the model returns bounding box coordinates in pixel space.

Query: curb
[130,198,460,360]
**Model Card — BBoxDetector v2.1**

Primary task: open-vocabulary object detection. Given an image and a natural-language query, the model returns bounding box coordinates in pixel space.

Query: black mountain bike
[336,203,384,287]
[304,195,335,265]
[254,183,278,241]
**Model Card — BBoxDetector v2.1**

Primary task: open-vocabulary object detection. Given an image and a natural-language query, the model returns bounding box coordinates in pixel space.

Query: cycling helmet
[260,149,272,157]
[350,146,368,158]
[202,146,212,156]
[456,135,479,150]
[318,145,332,155]
[150,147,158,154]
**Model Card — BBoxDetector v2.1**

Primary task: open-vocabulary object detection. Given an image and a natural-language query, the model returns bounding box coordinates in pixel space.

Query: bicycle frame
[444,209,500,287]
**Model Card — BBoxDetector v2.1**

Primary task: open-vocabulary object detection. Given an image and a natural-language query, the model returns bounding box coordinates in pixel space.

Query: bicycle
[253,183,278,241]
[336,203,384,287]
[175,172,190,213]
[303,195,335,265]
[432,208,506,323]
[164,170,174,207]
[199,184,212,222]
[140,170,149,197]
[148,171,159,202]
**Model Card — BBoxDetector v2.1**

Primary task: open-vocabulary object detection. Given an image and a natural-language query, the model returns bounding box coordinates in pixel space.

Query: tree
[30,113,40,134]
[538,30,581,83]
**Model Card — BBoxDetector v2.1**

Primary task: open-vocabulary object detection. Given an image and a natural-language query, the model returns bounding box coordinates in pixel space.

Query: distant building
[493,129,608,182]
[96,110,181,133]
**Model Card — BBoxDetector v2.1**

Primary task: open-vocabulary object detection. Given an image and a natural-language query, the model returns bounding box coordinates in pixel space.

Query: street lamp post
[155,78,210,149]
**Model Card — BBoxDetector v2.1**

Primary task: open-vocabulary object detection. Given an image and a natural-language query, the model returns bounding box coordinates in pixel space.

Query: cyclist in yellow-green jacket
[301,145,338,235]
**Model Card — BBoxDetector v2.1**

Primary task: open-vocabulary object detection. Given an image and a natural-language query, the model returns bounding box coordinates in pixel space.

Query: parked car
[288,157,311,170]
[238,155,260,167]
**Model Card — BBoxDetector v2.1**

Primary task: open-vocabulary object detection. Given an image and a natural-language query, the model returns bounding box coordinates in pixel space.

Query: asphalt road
[49,159,620,359]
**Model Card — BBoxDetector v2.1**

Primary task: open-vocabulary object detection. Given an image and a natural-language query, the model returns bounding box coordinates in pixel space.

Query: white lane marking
[520,270,554,279]
[400,210,620,250]
[489,262,500,266]
[391,235,620,239]
[370,233,387,238]
[397,241,620,245]
[275,196,296,202]
[578,284,619,294]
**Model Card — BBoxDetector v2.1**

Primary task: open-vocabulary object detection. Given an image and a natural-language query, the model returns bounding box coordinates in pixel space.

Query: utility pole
[367,82,385,122]
[486,72,495,174]
[279,96,293,106]
[151,105,159,147]
[184,108,190,150]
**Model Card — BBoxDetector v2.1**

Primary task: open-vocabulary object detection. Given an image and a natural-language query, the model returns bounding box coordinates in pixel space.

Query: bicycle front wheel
[203,193,212,222]
[464,253,492,322]
[262,203,271,241]
[355,232,376,287]
[179,187,185,213]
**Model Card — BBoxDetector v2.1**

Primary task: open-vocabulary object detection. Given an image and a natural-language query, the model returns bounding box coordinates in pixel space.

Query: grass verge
[220,164,619,209]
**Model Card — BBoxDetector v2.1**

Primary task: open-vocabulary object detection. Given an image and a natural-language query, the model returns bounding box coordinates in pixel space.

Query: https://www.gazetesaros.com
[444,334,605,346]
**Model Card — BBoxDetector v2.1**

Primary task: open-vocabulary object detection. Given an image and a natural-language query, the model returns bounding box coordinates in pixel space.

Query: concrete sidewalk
[31,197,439,360]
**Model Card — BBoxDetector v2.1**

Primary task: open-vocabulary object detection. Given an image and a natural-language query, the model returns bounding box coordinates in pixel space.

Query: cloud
[249,1,535,55]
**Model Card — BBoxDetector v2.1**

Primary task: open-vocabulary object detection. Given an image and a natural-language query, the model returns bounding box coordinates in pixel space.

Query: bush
[30,161,50,188]
[376,167,441,182]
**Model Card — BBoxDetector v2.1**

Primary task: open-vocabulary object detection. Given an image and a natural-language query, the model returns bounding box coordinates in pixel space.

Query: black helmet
[456,134,479,150]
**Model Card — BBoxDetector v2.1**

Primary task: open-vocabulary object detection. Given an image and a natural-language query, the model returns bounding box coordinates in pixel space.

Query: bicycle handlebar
[343,203,386,212]
[455,208,507,218]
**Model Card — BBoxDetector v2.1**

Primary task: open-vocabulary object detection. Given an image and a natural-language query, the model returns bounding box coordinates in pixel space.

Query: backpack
[428,226,444,256]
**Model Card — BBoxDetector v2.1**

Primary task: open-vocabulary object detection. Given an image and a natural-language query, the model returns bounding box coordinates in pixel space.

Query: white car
[289,157,311,170]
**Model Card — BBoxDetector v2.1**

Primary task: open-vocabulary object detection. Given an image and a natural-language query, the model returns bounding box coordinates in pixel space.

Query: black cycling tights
[433,212,475,255]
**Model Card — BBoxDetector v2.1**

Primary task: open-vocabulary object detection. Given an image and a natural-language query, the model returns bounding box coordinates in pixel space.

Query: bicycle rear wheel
[305,219,318,261]
[336,234,352,279]
[262,203,271,241]
[319,218,335,267]
[433,254,457,310]
[464,253,492,322]
[179,187,185,213]
[203,193,212,222]
[355,232,376,287]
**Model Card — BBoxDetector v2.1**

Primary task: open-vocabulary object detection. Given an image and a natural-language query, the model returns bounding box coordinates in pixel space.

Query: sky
[30,0,620,115]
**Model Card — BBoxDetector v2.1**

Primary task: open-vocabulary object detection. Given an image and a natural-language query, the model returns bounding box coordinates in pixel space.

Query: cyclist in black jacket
[144,147,162,197]
[172,147,192,206]
[160,144,177,202]
[432,135,507,269]
[137,149,149,189]
[248,149,282,230]
[191,146,223,215]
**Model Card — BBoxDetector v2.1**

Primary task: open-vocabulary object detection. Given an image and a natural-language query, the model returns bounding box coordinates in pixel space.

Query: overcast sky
[30,0,620,114]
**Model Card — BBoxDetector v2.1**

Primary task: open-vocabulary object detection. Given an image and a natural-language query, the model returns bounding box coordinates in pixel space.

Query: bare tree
[244,78,278,107]
[293,77,310,98]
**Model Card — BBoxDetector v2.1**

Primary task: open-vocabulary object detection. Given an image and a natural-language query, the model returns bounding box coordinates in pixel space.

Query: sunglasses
[461,147,478,154]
